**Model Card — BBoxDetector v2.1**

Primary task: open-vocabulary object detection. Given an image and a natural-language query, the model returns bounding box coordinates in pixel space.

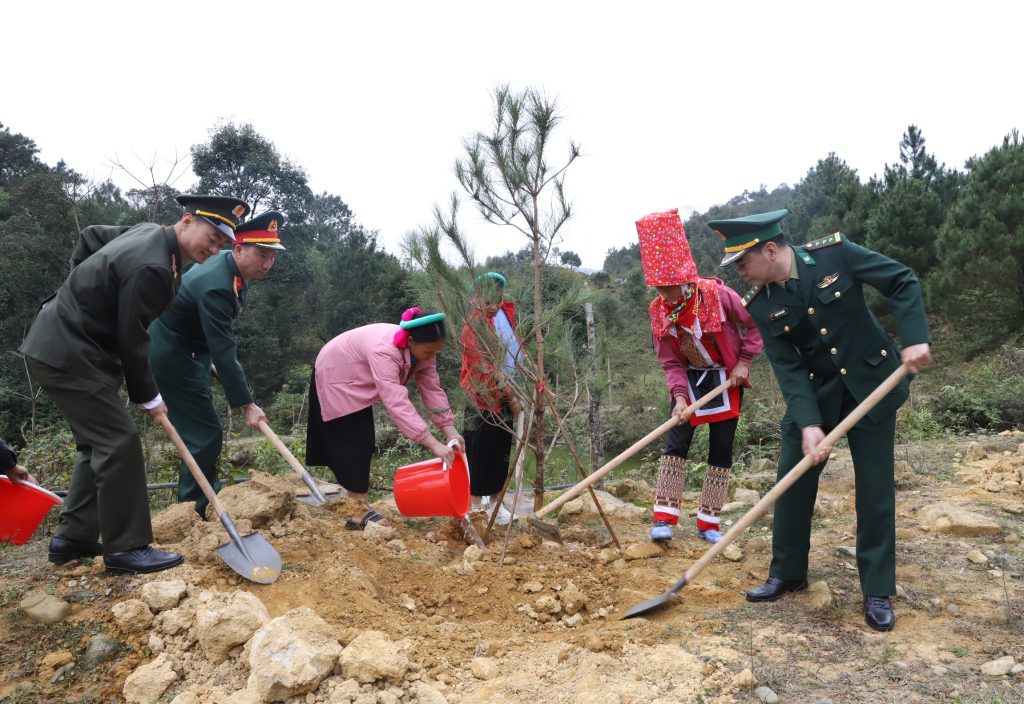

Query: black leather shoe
[746,576,809,602]
[48,536,103,564]
[864,596,896,631]
[104,546,184,575]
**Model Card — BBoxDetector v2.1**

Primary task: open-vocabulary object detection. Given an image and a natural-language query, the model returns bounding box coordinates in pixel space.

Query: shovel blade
[215,531,282,584]
[527,515,563,545]
[296,492,342,506]
[622,592,676,619]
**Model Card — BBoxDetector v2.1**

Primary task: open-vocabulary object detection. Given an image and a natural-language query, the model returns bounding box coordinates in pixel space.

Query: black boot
[864,596,896,631]
[104,546,184,576]
[746,576,809,603]
[48,536,103,564]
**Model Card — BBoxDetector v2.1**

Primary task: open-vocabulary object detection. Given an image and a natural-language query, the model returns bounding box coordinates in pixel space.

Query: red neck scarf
[649,278,724,339]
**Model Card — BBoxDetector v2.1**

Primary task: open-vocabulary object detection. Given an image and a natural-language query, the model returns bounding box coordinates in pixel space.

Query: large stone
[745,536,769,553]
[415,683,450,704]
[19,592,71,625]
[624,543,664,560]
[339,630,408,684]
[966,442,988,462]
[580,490,628,516]
[558,588,587,616]
[732,669,757,690]
[151,502,201,544]
[141,580,187,612]
[197,591,271,663]
[123,653,178,704]
[112,599,154,633]
[804,581,833,609]
[733,488,761,505]
[754,686,780,704]
[329,679,362,703]
[980,656,1015,676]
[534,596,561,614]
[463,545,484,562]
[158,598,199,635]
[722,543,744,562]
[561,498,584,515]
[37,650,74,682]
[247,607,343,701]
[918,502,1001,536]
[82,636,121,667]
[966,550,990,565]
[208,470,295,527]
[470,657,499,680]
[363,521,396,542]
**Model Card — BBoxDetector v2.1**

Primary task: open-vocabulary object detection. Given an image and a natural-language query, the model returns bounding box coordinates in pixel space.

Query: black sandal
[345,509,387,531]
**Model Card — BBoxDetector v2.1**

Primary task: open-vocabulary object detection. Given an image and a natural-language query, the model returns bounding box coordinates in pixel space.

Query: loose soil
[3,434,1024,703]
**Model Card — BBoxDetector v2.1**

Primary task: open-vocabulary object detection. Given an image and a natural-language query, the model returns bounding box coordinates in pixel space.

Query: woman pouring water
[306,309,464,529]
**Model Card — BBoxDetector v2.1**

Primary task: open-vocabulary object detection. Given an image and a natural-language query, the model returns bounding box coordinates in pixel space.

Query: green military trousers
[27,357,154,553]
[149,325,223,519]
[769,388,897,597]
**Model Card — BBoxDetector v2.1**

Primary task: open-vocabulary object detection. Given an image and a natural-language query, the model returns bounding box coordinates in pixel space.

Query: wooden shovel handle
[535,378,734,520]
[257,420,307,479]
[676,364,910,591]
[156,414,227,518]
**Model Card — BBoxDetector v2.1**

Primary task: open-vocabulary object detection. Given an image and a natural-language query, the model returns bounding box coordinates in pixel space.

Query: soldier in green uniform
[20,195,250,574]
[150,212,285,518]
[713,209,932,631]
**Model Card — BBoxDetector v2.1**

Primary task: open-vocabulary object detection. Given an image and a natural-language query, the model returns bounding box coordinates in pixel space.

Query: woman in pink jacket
[636,210,763,544]
[306,309,464,529]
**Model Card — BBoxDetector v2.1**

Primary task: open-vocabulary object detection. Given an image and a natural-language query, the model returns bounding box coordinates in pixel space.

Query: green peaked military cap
[709,208,790,266]
[234,211,286,250]
[176,195,251,239]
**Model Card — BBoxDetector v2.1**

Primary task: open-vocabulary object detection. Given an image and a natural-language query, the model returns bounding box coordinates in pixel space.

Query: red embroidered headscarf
[635,209,698,287]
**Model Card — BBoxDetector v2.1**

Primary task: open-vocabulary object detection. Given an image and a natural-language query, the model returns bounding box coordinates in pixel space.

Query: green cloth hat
[176,195,251,240]
[234,211,286,250]
[709,209,790,266]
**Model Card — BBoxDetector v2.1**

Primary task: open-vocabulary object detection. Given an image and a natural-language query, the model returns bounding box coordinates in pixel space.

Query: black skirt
[305,368,376,494]
[463,405,516,496]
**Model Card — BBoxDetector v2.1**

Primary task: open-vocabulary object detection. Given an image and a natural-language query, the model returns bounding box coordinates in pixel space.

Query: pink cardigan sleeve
[367,345,432,443]
[414,361,456,430]
[655,335,689,400]
[722,286,763,361]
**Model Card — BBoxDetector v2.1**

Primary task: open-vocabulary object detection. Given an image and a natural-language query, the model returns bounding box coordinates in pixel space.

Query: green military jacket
[20,224,182,403]
[150,250,254,407]
[742,234,930,429]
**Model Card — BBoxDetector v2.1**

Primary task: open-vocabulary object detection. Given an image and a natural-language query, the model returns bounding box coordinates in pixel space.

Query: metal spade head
[621,575,689,619]
[527,514,563,545]
[294,471,340,506]
[215,514,282,584]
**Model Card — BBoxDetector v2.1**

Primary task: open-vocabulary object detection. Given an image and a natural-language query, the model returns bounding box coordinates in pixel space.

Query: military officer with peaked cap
[20,195,250,575]
[714,209,931,631]
[150,211,285,518]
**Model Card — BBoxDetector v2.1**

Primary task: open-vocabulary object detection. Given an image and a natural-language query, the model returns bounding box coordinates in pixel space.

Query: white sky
[5,1,1021,270]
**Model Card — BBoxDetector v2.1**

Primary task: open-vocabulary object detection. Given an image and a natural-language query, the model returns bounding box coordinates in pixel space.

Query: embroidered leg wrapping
[653,455,687,525]
[697,465,732,531]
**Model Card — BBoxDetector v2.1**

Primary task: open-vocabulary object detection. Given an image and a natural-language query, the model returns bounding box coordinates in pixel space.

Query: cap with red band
[233,211,286,250]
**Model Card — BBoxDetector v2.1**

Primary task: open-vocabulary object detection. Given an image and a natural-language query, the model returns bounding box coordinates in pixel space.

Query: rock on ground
[981,656,1016,676]
[151,501,201,543]
[722,543,744,562]
[966,550,989,565]
[804,581,833,609]
[363,521,396,542]
[624,543,663,560]
[247,607,343,701]
[330,678,362,703]
[415,682,450,704]
[157,598,198,635]
[558,588,587,616]
[580,490,628,516]
[534,596,561,614]
[754,686,780,704]
[37,650,74,681]
[141,580,187,612]
[732,668,757,690]
[918,502,1001,536]
[112,599,154,633]
[122,653,178,704]
[82,636,121,667]
[470,657,499,680]
[19,592,71,625]
[966,441,988,462]
[745,536,769,552]
[197,590,271,663]
[733,488,761,504]
[339,629,408,684]
[208,469,295,527]
[463,545,484,562]
[561,498,584,515]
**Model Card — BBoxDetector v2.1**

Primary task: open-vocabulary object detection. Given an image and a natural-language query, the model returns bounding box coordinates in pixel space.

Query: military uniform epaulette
[804,232,843,250]
[741,285,762,308]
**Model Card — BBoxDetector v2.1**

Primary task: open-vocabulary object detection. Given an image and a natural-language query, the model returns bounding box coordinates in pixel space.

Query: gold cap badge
[268,220,278,232]
[233,204,246,218]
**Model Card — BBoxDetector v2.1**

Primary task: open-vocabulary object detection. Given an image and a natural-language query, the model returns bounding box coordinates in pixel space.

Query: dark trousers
[770,388,897,596]
[663,394,741,467]
[463,405,515,496]
[155,374,222,519]
[27,357,153,553]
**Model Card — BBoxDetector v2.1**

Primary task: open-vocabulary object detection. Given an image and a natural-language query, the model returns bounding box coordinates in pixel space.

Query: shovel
[157,414,282,584]
[528,379,734,544]
[622,363,910,619]
[258,420,340,505]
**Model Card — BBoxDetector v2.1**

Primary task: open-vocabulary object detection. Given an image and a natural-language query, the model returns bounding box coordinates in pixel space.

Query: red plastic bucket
[393,445,470,519]
[0,476,63,545]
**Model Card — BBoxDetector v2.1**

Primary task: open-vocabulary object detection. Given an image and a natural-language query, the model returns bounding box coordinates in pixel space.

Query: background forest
[1,115,1022,499]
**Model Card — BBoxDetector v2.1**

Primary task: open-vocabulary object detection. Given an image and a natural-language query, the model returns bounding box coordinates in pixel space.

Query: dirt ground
[3,433,1024,704]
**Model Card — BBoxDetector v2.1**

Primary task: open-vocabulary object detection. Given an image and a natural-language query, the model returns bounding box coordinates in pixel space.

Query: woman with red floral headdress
[636,209,763,543]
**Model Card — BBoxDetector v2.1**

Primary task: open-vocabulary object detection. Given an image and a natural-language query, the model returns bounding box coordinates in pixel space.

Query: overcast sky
[5,1,1021,270]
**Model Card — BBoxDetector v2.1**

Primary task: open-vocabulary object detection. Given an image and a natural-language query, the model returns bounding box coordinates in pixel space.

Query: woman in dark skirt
[460,273,523,513]
[306,309,464,529]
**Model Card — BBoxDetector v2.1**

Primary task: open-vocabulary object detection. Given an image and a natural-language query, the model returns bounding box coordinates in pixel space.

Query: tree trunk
[532,232,546,512]
[584,295,605,489]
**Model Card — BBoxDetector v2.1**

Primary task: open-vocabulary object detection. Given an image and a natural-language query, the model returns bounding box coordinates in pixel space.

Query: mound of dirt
[151,501,201,543]
[206,470,298,527]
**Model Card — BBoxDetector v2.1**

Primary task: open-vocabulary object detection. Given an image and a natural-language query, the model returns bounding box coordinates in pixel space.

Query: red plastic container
[0,476,63,545]
[393,450,470,519]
